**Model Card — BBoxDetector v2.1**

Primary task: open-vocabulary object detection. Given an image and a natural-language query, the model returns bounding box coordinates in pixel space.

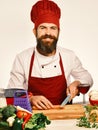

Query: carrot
[22,113,32,130]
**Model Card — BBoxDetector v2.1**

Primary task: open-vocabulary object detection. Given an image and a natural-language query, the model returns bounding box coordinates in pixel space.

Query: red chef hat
[30,0,61,28]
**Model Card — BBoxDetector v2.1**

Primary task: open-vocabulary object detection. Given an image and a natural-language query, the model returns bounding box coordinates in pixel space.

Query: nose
[45,28,51,35]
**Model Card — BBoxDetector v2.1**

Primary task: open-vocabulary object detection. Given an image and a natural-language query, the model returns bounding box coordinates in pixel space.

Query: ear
[33,28,37,36]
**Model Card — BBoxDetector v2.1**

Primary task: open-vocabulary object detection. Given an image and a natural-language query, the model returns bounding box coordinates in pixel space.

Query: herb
[24,113,51,130]
[76,105,98,129]
[84,105,98,114]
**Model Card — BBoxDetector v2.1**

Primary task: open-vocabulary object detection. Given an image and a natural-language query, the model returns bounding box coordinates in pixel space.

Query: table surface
[46,119,96,130]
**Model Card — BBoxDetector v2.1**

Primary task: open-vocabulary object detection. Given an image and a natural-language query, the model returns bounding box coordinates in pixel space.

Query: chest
[32,55,62,78]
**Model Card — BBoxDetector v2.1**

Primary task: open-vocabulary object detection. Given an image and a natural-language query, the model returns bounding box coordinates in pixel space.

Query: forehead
[38,23,58,28]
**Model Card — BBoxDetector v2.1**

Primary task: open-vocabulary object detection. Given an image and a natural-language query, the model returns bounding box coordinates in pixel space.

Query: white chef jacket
[7,46,93,90]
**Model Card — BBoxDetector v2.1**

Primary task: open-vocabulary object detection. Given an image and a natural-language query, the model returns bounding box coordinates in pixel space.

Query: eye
[39,26,46,29]
[51,26,58,30]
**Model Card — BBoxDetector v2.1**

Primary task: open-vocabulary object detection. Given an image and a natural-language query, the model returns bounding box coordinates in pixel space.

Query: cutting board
[33,104,85,120]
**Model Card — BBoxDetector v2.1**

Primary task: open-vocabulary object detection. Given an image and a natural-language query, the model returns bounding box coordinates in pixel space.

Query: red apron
[28,52,67,105]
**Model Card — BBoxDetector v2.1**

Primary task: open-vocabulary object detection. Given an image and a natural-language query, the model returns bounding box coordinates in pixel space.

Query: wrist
[28,92,33,102]
[29,96,33,102]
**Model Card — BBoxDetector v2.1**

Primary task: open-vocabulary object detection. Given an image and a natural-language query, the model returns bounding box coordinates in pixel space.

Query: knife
[61,94,71,106]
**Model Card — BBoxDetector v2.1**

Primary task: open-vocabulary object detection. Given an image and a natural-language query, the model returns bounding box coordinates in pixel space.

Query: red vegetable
[17,110,29,120]
[22,113,32,130]
[16,108,32,130]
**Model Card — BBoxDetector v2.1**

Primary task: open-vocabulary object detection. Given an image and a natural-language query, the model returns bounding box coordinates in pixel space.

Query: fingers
[31,95,54,110]
[67,86,79,100]
[66,87,70,95]
[35,101,53,110]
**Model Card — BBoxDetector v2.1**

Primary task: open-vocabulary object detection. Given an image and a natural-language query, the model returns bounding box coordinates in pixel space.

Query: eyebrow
[39,25,58,29]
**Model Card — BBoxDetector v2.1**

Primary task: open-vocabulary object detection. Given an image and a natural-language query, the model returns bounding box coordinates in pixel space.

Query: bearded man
[7,0,93,109]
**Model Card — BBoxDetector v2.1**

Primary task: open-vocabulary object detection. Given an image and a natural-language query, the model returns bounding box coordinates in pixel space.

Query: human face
[34,23,59,56]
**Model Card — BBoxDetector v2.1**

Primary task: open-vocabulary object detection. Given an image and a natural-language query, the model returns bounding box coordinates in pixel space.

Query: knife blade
[61,94,71,106]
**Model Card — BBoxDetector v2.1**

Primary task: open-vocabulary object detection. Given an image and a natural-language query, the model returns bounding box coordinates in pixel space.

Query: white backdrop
[0,0,98,102]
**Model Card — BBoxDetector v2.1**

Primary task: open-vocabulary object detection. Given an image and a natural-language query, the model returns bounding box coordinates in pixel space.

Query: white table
[46,119,96,130]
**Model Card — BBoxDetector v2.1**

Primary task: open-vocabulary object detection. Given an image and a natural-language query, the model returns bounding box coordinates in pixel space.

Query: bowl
[6,97,14,105]
[89,98,98,106]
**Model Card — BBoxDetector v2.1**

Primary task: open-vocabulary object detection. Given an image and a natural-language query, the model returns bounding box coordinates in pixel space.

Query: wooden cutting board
[32,104,85,120]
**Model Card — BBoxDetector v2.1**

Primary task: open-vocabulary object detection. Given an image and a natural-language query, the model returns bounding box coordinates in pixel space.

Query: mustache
[40,34,56,39]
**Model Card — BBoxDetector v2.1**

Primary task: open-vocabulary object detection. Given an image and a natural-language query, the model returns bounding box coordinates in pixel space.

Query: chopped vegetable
[76,105,98,129]
[2,105,16,120]
[24,113,51,130]
[6,114,16,127]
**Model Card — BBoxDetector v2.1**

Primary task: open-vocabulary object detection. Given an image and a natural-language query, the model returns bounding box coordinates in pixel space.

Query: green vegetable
[76,105,98,129]
[12,117,23,130]
[0,108,3,113]
[0,108,3,120]
[0,105,51,130]
[0,121,11,130]
[0,121,9,127]
[2,105,16,120]
[76,116,91,128]
[84,105,98,114]
[24,113,51,130]
[76,116,98,128]
[7,114,16,127]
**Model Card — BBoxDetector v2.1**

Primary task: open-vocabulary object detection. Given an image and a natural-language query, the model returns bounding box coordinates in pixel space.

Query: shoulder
[57,46,76,57]
[57,46,82,66]
[57,46,79,66]
[18,47,34,56]
[16,47,34,58]
[13,47,35,64]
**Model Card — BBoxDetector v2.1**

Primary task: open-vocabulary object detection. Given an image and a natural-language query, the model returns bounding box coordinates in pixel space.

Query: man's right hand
[30,95,54,110]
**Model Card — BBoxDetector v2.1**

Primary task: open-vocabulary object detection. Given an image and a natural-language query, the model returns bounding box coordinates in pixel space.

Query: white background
[0,0,98,102]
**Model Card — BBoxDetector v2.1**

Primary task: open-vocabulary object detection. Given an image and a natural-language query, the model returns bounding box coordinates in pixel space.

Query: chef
[7,0,93,109]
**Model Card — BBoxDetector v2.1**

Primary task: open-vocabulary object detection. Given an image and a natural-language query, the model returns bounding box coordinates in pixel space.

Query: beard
[36,34,58,56]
